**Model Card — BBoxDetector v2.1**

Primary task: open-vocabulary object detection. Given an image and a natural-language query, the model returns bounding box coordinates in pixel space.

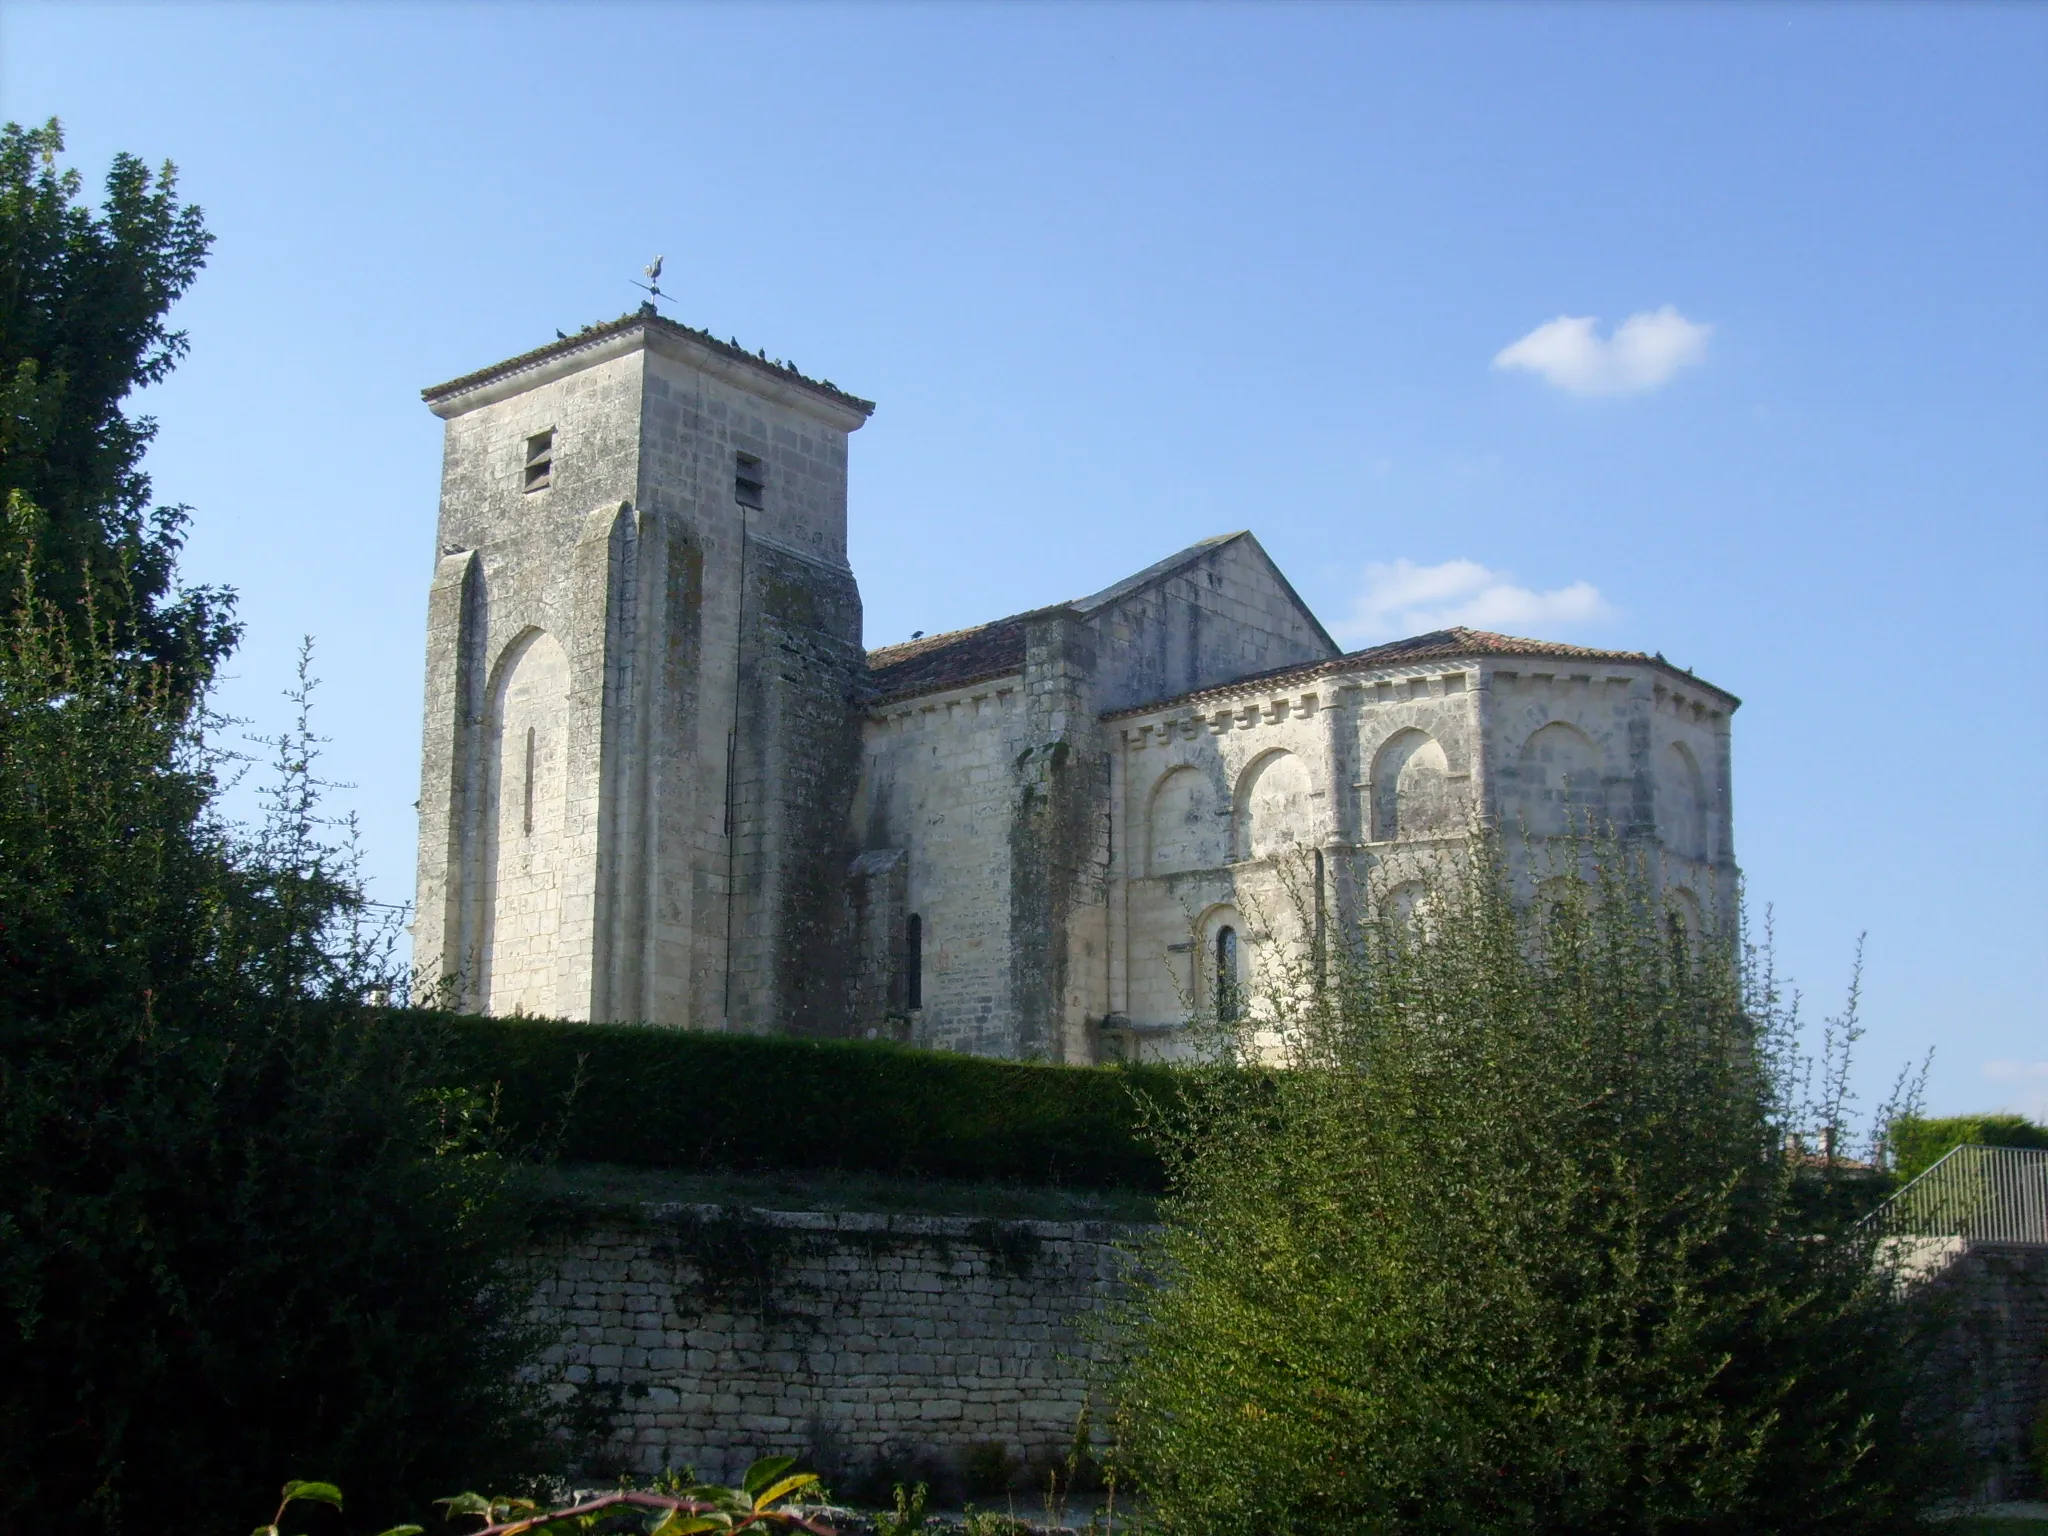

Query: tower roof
[421,308,876,424]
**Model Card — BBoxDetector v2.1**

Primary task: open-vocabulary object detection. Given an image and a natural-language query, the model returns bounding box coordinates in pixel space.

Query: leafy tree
[0,586,558,1533]
[1110,845,1950,1535]
[0,117,235,696]
[0,126,558,1534]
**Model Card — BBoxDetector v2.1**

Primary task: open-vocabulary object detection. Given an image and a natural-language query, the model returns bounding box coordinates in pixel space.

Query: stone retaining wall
[1923,1244,2048,1503]
[525,1203,2048,1500]
[527,1205,1139,1485]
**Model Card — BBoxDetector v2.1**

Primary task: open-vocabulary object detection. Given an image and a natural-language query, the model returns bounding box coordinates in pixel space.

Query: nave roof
[864,537,1737,714]
[865,532,1334,706]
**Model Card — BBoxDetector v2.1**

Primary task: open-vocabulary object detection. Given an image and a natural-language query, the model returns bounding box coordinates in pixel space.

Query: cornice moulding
[424,322,874,434]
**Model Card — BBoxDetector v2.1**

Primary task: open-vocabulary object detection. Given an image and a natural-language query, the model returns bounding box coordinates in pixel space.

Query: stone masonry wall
[1920,1244,2048,1503]
[1106,658,1738,1046]
[416,348,646,1017]
[728,535,866,1037]
[520,1204,2041,1499]
[635,343,866,1034]
[1080,535,1335,717]
[855,681,1034,1056]
[418,320,871,1031]
[526,1207,1137,1486]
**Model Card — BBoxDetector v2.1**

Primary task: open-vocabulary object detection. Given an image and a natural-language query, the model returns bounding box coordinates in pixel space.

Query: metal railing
[1862,1143,2048,1247]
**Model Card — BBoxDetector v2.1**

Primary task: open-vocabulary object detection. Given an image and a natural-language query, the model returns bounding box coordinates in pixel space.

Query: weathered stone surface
[1104,655,1736,1059]
[414,316,871,1032]
[523,1207,1135,1483]
[1917,1244,2048,1502]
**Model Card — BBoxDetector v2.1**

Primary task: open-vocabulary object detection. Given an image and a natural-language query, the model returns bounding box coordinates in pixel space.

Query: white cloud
[1338,558,1614,644]
[1494,306,1711,396]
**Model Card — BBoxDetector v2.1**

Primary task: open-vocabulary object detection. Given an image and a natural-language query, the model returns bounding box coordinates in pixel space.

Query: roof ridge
[421,309,876,413]
[1352,623,1655,659]
[866,610,1036,664]
[864,611,1033,706]
[866,534,1256,665]
[1070,532,1248,613]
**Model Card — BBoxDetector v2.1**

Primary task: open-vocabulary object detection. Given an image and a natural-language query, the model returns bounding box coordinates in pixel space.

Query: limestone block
[521,1206,1139,1476]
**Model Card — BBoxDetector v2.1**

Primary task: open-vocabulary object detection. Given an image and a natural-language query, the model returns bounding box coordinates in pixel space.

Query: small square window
[523,430,554,493]
[734,451,764,510]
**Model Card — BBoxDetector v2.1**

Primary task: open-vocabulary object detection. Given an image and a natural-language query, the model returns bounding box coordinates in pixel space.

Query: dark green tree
[1110,846,1950,1535]
[0,572,560,1533]
[0,578,558,1534]
[0,125,558,1534]
[0,117,235,696]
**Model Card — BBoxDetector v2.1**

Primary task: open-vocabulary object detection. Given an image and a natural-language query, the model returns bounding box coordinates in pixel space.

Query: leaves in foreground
[427,1459,832,1536]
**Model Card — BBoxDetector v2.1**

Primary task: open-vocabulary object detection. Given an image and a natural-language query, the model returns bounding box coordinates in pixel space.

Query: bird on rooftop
[912,631,924,639]
[555,329,568,339]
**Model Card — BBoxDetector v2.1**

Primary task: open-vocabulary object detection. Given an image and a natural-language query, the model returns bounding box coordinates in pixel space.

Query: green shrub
[437,1015,1172,1191]
[1889,1113,2048,1182]
[1109,841,1951,1535]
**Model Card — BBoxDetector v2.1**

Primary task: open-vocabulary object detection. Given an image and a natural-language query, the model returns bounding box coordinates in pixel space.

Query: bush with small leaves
[1109,839,1954,1534]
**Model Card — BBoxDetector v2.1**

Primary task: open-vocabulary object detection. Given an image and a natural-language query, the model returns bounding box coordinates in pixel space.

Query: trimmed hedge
[436,1014,1174,1191]
[1890,1112,2048,1182]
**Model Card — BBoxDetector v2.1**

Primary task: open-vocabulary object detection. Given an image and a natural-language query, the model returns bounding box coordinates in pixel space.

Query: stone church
[413,308,1739,1061]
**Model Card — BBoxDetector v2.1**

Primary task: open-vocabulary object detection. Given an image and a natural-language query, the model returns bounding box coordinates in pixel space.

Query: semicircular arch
[1232,748,1316,862]
[1661,741,1709,859]
[479,626,574,1019]
[1513,720,1608,837]
[1191,902,1248,1021]
[1370,727,1456,841]
[1146,763,1227,876]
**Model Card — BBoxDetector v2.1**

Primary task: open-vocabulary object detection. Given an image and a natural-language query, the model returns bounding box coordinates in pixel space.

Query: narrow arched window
[1665,907,1693,971]
[905,913,923,1011]
[1215,925,1240,1023]
[1312,848,1327,962]
[522,725,537,836]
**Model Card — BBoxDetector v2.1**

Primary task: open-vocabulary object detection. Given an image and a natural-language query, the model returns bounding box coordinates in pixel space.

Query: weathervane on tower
[631,255,669,313]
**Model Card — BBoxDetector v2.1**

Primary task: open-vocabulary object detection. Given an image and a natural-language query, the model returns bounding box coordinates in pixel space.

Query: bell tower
[411,309,875,1030]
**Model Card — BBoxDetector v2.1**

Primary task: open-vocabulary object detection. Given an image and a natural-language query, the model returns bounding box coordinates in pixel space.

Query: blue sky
[6,2,2042,1119]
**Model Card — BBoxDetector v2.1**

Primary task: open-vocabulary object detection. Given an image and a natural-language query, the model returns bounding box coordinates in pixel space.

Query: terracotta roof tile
[1103,626,1739,716]
[1350,627,1667,667]
[865,614,1033,705]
